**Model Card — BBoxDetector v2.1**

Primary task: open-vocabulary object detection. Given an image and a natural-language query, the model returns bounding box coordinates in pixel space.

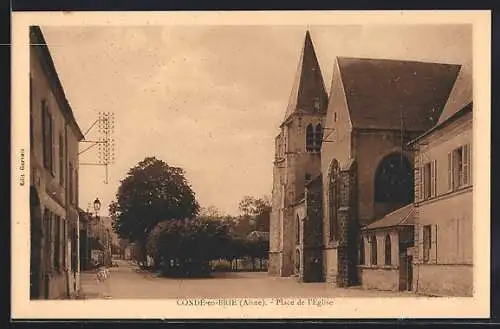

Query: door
[407,256,413,291]
[310,255,323,282]
[30,187,42,299]
[399,252,413,291]
[398,252,408,291]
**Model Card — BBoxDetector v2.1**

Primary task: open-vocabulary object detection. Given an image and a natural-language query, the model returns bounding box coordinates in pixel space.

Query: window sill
[418,184,472,205]
[357,265,398,270]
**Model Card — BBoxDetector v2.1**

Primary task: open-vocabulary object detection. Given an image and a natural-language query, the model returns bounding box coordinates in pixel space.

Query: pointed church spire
[283,30,328,122]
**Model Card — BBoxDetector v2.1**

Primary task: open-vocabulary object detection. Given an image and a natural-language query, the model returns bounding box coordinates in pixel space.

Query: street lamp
[93,198,101,218]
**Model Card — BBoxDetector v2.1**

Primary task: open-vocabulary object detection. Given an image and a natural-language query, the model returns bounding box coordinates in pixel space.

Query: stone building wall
[412,109,473,297]
[30,27,83,299]
[352,130,418,226]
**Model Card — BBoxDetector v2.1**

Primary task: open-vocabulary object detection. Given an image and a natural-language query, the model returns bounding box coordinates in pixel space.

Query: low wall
[359,266,399,291]
[414,264,473,296]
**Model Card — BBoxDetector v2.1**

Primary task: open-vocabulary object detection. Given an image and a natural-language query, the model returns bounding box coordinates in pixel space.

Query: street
[79,259,416,299]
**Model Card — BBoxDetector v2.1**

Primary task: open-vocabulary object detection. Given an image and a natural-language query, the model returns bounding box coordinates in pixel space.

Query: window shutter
[431,224,438,263]
[469,143,473,185]
[414,159,421,201]
[447,152,453,191]
[430,160,436,197]
[417,225,424,263]
[51,119,55,175]
[463,144,470,186]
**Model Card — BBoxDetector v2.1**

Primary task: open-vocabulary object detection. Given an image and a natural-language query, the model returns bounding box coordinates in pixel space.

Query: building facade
[359,204,415,291]
[409,66,473,296]
[29,26,84,299]
[269,31,468,293]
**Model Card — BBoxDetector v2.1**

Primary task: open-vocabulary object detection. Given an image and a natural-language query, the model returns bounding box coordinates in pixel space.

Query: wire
[78,142,100,155]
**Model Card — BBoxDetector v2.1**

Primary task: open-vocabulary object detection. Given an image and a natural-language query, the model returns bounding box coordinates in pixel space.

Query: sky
[41,24,472,216]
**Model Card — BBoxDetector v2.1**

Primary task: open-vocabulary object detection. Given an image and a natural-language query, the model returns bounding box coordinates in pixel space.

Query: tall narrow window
[384,234,392,266]
[306,124,314,152]
[313,97,320,112]
[75,170,79,205]
[359,237,365,265]
[41,100,53,171]
[462,144,470,186]
[43,210,52,271]
[314,123,322,152]
[423,225,431,263]
[447,152,453,190]
[53,216,60,272]
[370,235,377,266]
[62,219,66,269]
[296,215,300,244]
[431,160,437,197]
[449,145,472,190]
[328,160,340,241]
[59,134,64,185]
[452,147,464,190]
[422,162,436,200]
[69,163,74,204]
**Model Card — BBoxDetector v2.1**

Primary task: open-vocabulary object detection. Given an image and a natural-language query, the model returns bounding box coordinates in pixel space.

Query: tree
[198,206,223,219]
[237,196,271,232]
[110,157,199,267]
[148,217,232,277]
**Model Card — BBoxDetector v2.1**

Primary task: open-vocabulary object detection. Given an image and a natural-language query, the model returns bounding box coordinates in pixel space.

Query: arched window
[328,159,340,241]
[374,153,414,204]
[314,123,323,152]
[313,97,320,111]
[385,234,391,266]
[359,237,365,265]
[296,215,300,244]
[370,235,377,266]
[306,124,314,152]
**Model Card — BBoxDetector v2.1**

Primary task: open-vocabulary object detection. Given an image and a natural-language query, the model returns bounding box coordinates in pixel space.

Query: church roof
[436,64,473,126]
[363,204,415,230]
[337,57,461,132]
[407,65,473,146]
[283,31,328,123]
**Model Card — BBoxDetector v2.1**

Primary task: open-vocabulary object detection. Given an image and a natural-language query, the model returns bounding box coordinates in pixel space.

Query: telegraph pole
[79,112,115,184]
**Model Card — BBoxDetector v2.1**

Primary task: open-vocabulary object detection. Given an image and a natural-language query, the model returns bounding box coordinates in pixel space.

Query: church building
[268,30,463,290]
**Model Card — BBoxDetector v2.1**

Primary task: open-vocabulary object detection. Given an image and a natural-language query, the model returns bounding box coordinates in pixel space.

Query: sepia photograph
[11,11,490,319]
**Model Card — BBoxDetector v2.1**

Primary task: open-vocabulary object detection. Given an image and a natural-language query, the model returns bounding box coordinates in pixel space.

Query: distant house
[247,231,269,241]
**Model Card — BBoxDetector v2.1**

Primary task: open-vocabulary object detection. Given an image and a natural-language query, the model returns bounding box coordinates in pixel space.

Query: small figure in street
[95,263,112,299]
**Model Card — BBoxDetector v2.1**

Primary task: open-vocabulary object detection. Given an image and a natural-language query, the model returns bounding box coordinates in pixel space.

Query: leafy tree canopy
[110,156,200,250]
[238,195,271,232]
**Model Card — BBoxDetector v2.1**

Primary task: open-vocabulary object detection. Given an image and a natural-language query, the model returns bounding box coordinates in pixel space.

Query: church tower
[268,31,328,277]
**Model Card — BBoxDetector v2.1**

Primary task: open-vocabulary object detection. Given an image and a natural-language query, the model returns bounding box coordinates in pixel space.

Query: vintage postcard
[11,10,491,319]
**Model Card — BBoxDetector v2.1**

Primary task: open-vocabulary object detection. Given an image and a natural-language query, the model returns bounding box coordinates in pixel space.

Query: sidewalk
[79,270,109,299]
